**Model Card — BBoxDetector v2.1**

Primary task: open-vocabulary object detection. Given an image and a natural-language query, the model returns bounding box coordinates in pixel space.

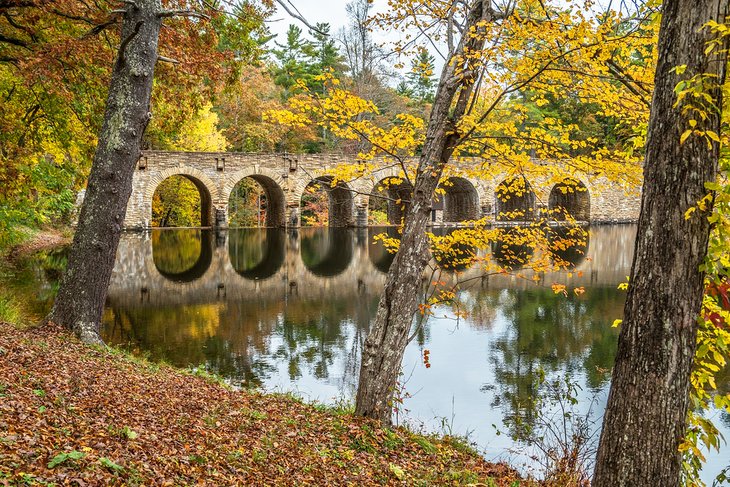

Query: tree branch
[274,0,327,36]
[158,9,210,20]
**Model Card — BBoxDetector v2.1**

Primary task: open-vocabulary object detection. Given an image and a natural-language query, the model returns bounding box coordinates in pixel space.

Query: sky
[267,0,352,39]
[265,0,436,84]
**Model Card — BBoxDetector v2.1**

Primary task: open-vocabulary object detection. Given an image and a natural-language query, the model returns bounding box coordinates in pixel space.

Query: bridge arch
[548,178,590,221]
[369,177,413,225]
[437,177,480,223]
[495,177,536,222]
[225,168,287,228]
[145,167,217,227]
[300,176,355,227]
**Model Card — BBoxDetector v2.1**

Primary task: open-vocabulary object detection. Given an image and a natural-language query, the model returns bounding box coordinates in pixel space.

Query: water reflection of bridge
[107,227,636,308]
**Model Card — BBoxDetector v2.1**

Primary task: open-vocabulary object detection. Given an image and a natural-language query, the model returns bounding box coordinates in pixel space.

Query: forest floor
[0,321,524,486]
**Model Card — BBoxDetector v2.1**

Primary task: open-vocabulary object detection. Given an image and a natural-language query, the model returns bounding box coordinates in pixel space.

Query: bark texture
[592,1,729,485]
[355,0,493,422]
[47,0,162,344]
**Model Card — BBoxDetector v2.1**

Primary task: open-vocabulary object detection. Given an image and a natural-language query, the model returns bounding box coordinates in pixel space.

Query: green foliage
[0,291,22,325]
[228,178,266,227]
[98,457,124,473]
[401,49,436,103]
[47,450,85,469]
[151,176,202,228]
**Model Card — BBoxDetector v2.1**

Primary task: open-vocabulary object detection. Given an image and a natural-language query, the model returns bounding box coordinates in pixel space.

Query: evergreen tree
[405,49,436,103]
[271,25,313,97]
[306,23,346,94]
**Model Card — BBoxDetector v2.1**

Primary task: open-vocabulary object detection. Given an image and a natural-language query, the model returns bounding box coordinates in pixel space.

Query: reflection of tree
[274,294,379,382]
[488,287,623,437]
[152,229,201,274]
[152,229,214,282]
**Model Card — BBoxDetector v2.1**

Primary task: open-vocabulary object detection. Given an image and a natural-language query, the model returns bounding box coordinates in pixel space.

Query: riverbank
[0,321,523,486]
[3,227,71,262]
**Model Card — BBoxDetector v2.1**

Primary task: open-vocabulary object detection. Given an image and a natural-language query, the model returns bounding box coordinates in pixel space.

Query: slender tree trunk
[593,1,729,484]
[47,0,162,344]
[355,0,493,422]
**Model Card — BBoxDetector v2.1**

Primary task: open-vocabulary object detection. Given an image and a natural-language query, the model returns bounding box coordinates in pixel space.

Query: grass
[0,290,24,326]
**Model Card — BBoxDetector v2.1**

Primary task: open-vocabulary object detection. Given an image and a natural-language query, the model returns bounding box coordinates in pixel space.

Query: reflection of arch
[491,229,534,270]
[368,226,400,273]
[300,227,354,277]
[495,178,536,222]
[549,179,590,221]
[430,227,477,271]
[228,228,286,280]
[302,176,355,227]
[437,177,479,222]
[548,226,590,268]
[146,166,217,227]
[368,178,413,225]
[228,175,286,227]
[153,229,214,282]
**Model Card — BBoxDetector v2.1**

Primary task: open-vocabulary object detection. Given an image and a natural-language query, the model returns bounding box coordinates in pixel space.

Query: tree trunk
[355,0,492,422]
[46,0,162,344]
[592,1,729,484]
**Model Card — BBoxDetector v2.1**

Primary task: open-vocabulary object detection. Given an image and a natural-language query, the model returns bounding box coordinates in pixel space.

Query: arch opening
[495,177,536,222]
[301,176,355,227]
[300,227,354,277]
[152,228,214,282]
[152,174,213,227]
[436,177,479,223]
[228,228,286,280]
[368,178,413,225]
[228,175,286,228]
[549,179,590,222]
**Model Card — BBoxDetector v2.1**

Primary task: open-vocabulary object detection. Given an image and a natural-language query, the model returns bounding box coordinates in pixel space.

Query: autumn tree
[592,0,730,484]
[46,0,266,343]
[267,0,654,423]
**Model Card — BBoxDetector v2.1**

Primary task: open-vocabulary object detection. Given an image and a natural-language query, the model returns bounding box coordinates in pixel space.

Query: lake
[12,225,729,482]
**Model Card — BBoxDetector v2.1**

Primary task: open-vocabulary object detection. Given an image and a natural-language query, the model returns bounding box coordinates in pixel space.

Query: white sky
[265,0,432,84]
[267,0,352,39]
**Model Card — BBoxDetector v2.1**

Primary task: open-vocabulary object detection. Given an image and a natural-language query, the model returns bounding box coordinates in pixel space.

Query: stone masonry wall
[123,150,641,229]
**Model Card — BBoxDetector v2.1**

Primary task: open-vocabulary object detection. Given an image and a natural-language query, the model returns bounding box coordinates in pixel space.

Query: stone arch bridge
[124,150,640,229]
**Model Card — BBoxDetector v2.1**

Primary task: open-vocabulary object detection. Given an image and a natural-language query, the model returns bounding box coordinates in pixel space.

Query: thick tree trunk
[47,0,162,344]
[592,1,729,485]
[355,0,492,422]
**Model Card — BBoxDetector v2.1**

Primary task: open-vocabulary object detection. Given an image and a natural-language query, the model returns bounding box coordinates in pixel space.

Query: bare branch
[157,55,179,64]
[158,9,210,20]
[273,0,326,36]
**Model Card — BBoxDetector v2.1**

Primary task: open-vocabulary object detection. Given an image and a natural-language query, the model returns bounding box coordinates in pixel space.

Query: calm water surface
[13,225,730,481]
